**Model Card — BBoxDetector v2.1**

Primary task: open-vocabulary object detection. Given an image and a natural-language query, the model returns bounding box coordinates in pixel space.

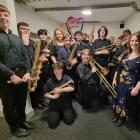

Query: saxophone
[28,41,49,92]
[66,44,77,70]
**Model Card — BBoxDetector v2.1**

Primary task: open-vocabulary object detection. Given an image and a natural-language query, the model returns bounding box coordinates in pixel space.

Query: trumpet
[94,45,114,52]
[91,58,109,75]
[89,58,116,98]
[44,80,74,97]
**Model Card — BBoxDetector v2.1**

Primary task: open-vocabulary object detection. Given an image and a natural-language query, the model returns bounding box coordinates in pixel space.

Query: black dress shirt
[92,38,111,67]
[0,28,31,80]
[77,62,97,86]
[44,74,74,109]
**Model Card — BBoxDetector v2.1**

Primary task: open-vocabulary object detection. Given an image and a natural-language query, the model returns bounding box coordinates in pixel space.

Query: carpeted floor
[0,101,140,140]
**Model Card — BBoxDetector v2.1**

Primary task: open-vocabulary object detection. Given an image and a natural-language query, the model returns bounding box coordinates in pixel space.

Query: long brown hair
[98,26,108,37]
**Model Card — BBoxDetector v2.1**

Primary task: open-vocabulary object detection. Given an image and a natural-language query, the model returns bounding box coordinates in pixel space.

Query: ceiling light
[81,9,92,15]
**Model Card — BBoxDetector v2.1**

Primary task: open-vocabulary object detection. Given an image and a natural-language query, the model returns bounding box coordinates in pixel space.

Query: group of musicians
[0,4,140,138]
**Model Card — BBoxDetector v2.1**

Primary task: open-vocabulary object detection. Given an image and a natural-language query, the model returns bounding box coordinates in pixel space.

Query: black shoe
[112,114,119,122]
[21,121,36,130]
[41,102,48,107]
[116,118,123,127]
[34,103,43,109]
[112,116,119,122]
[12,127,30,137]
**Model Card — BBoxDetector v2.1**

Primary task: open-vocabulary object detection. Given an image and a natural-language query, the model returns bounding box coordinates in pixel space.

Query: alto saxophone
[28,41,49,92]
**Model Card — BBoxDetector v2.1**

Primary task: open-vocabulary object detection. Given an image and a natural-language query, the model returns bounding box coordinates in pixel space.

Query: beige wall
[15,2,59,35]
[125,11,140,33]
[82,22,124,39]
[0,0,17,34]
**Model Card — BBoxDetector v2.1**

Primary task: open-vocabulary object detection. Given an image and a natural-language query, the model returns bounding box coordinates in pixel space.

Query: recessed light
[81,9,92,15]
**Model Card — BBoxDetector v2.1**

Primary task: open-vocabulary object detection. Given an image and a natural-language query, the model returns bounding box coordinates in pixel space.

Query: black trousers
[127,94,140,120]
[30,74,44,107]
[80,85,99,109]
[0,82,28,129]
[47,102,75,129]
[30,64,51,107]
[64,66,79,99]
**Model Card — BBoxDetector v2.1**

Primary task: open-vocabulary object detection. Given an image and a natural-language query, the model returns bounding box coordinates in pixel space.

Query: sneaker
[12,127,30,137]
[116,118,123,127]
[112,115,119,123]
[41,102,48,107]
[20,121,36,130]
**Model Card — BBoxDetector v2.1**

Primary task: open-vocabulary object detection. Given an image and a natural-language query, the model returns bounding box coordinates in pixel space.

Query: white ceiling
[42,7,133,23]
[15,0,140,23]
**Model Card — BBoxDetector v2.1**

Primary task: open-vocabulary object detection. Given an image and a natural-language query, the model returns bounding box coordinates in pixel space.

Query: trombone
[89,58,117,98]
[90,59,127,117]
[91,58,109,75]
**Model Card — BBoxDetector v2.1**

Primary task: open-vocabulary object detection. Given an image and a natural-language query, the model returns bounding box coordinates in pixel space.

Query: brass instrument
[28,41,49,92]
[66,44,77,70]
[91,58,109,75]
[89,58,117,98]
[44,80,74,97]
[66,22,79,70]
[94,45,114,52]
[90,59,126,117]
[117,49,128,63]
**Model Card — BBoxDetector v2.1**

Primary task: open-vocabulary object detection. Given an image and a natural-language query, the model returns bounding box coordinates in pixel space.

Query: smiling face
[39,33,48,41]
[88,34,94,43]
[75,33,82,42]
[0,11,10,30]
[53,68,63,81]
[115,38,122,47]
[81,49,91,64]
[55,30,63,41]
[130,35,140,52]
[64,36,72,48]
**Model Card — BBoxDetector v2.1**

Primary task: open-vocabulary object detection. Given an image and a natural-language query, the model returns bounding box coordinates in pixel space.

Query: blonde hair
[0,4,10,15]
[63,34,72,41]
[128,31,140,54]
[81,49,90,55]
[51,27,65,46]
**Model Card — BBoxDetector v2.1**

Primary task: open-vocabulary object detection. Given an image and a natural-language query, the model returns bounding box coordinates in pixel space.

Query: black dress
[117,56,140,119]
